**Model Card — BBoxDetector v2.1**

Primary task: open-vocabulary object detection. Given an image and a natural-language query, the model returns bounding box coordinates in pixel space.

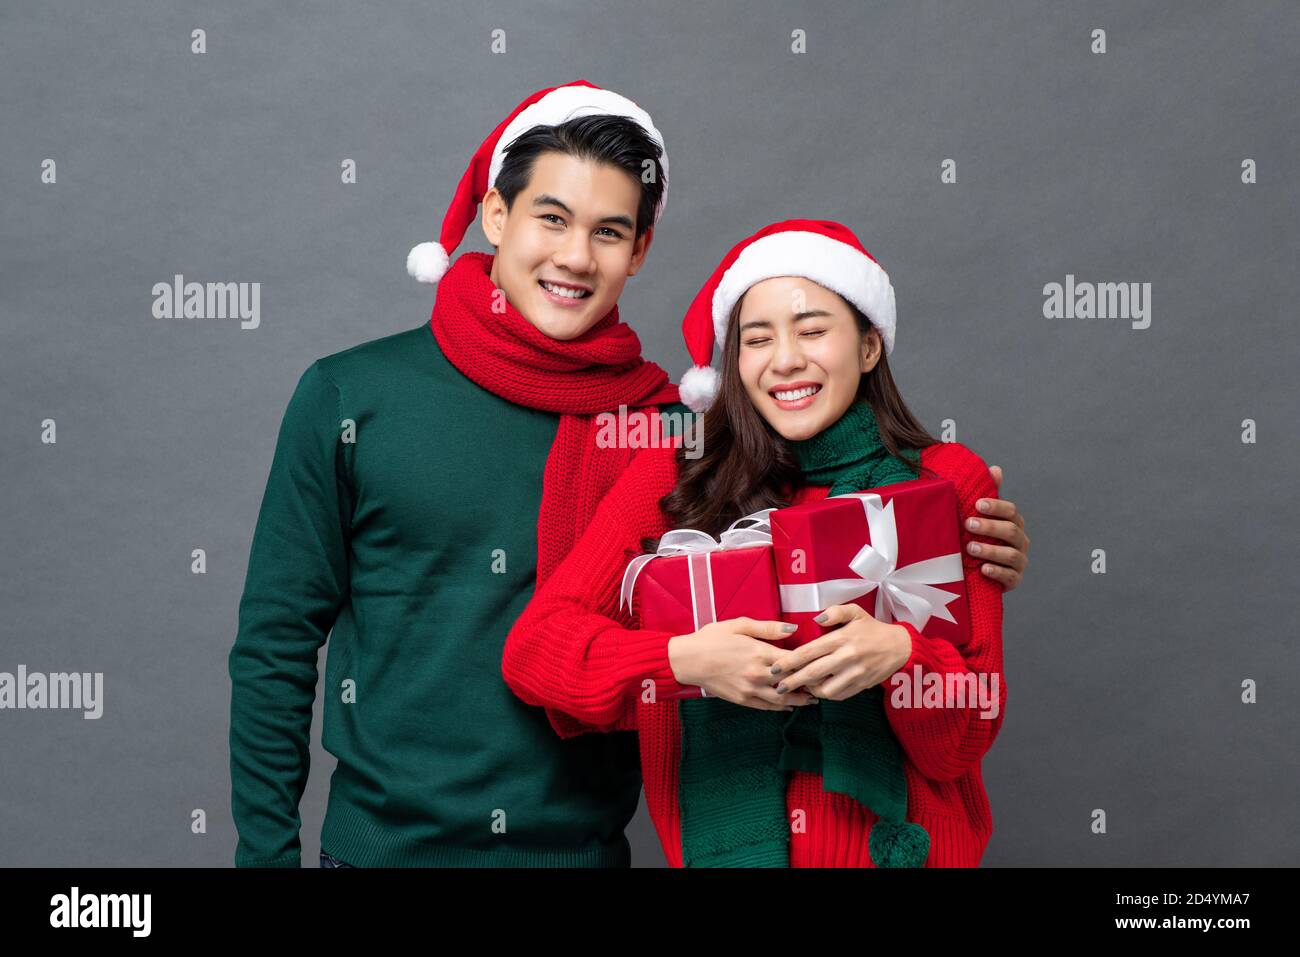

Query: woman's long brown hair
[644,293,941,551]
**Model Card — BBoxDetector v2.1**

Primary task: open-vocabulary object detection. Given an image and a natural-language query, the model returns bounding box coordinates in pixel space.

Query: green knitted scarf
[677,400,931,867]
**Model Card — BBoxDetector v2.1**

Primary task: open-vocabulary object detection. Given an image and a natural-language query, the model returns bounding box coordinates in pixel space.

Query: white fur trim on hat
[678,364,720,413]
[711,231,896,354]
[407,241,450,284]
[488,86,670,223]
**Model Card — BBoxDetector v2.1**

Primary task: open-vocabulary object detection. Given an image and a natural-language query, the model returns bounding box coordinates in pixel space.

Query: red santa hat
[407,79,670,284]
[677,219,897,413]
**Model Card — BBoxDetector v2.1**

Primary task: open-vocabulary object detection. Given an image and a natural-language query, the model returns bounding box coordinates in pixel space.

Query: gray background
[2,0,1297,866]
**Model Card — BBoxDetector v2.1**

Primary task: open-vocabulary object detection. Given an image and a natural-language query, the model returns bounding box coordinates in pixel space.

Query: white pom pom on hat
[406,242,450,284]
[676,219,897,413]
[407,79,670,285]
[678,364,720,414]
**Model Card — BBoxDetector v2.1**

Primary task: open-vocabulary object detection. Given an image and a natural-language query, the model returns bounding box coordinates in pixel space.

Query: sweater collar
[786,400,918,495]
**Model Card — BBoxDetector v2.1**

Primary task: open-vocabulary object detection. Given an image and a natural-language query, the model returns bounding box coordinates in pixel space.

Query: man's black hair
[492,114,665,239]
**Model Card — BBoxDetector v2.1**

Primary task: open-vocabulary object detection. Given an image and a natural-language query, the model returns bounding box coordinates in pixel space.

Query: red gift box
[621,519,782,700]
[769,477,969,649]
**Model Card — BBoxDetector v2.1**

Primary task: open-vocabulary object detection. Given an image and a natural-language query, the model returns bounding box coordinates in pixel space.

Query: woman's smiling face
[735,276,882,441]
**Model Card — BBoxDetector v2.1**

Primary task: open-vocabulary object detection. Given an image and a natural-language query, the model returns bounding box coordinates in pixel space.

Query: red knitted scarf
[428,251,680,587]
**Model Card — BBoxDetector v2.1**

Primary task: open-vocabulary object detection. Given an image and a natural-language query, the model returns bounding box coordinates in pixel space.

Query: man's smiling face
[481,151,653,341]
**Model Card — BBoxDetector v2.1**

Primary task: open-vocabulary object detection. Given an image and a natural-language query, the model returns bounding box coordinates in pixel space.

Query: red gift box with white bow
[621,514,782,700]
[768,477,970,649]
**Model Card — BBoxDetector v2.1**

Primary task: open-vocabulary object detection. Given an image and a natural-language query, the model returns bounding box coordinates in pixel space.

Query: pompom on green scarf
[677,400,931,867]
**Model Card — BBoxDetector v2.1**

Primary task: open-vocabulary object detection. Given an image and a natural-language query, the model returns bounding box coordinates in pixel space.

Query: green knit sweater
[228,321,690,867]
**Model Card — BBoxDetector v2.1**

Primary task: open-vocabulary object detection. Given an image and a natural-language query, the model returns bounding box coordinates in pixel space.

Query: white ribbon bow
[618,509,775,613]
[777,492,962,632]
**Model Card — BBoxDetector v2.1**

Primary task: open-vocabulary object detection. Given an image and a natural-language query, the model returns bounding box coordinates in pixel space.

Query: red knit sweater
[502,439,1006,867]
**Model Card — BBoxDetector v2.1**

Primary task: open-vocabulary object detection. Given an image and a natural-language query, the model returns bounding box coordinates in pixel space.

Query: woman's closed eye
[743,330,825,347]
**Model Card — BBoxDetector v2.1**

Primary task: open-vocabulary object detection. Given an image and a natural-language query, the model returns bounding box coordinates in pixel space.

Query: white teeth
[541,281,590,299]
[773,386,820,401]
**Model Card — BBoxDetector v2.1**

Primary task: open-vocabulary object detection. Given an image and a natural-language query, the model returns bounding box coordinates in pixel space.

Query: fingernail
[776,684,786,693]
[977,500,990,512]
[770,665,782,675]
[966,518,980,530]
[781,623,798,633]
[968,543,982,555]
[807,697,819,705]
[813,612,828,624]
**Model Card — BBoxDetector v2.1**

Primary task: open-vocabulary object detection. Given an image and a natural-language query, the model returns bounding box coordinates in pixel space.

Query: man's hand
[968,464,1029,591]
[766,604,912,702]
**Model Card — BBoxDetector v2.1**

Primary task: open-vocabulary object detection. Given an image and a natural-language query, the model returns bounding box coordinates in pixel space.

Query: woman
[503,219,1006,867]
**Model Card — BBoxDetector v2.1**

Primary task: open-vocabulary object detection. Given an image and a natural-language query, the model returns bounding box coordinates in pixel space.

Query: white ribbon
[618,509,775,614]
[777,492,962,632]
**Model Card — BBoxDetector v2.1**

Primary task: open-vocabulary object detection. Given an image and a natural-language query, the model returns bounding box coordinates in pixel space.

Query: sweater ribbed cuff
[888,621,935,686]
[617,627,694,702]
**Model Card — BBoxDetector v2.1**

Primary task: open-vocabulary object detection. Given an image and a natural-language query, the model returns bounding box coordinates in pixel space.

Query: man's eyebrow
[597,213,636,229]
[532,194,574,215]
[531,194,634,230]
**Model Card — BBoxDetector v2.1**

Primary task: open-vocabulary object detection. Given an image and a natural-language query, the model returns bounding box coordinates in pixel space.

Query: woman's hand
[767,603,912,702]
[667,618,819,711]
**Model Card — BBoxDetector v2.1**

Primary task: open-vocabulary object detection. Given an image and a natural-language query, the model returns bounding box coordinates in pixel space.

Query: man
[228,80,1030,868]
